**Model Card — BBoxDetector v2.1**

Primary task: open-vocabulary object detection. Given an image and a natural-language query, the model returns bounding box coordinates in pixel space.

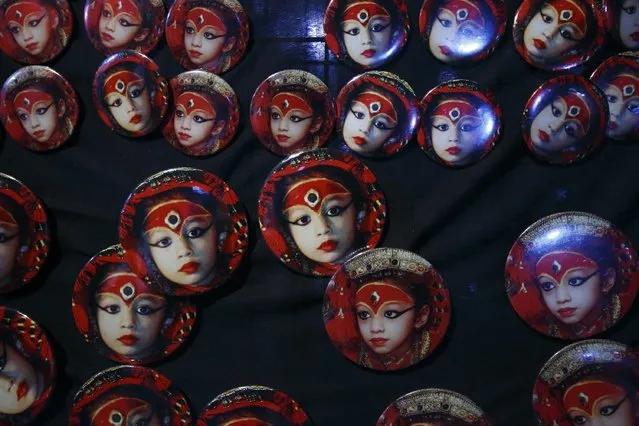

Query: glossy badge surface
[166,0,249,74]
[505,212,639,340]
[258,148,387,277]
[533,339,639,426]
[0,0,73,64]
[337,71,419,157]
[602,0,639,51]
[418,79,501,168]
[92,50,169,138]
[324,248,450,371]
[69,365,192,426]
[197,385,312,425]
[250,70,336,157]
[72,245,197,365]
[0,306,56,425]
[513,0,606,71]
[324,0,410,70]
[119,167,249,296]
[0,173,49,295]
[419,0,507,64]
[163,70,239,157]
[522,75,608,165]
[0,66,78,151]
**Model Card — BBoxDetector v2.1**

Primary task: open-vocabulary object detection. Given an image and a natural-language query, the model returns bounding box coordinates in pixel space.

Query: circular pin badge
[92,50,169,138]
[258,148,387,277]
[601,0,639,50]
[377,389,492,425]
[0,173,49,295]
[162,70,239,157]
[0,0,73,64]
[513,0,606,71]
[0,66,78,151]
[166,0,249,74]
[590,52,639,141]
[522,75,608,165]
[119,167,249,296]
[324,0,410,70]
[250,70,337,157]
[418,79,501,168]
[198,385,312,425]
[69,365,192,426]
[324,248,450,371]
[533,339,639,426]
[505,212,639,340]
[337,71,419,157]
[0,307,56,425]
[419,0,507,64]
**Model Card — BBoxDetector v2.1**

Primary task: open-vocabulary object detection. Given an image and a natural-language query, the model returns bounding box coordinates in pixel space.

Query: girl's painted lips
[538,129,550,142]
[558,307,577,318]
[17,380,29,401]
[370,338,389,347]
[352,136,366,146]
[180,261,200,274]
[101,32,115,42]
[361,49,376,58]
[533,38,546,50]
[318,240,338,252]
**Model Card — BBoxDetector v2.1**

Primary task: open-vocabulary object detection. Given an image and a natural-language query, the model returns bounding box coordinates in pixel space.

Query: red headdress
[102,0,141,21]
[12,89,54,114]
[271,92,313,117]
[176,92,216,117]
[559,92,591,133]
[355,282,414,315]
[440,0,485,27]
[562,380,626,417]
[432,99,480,123]
[342,1,390,27]
[282,177,351,214]
[535,251,598,285]
[103,70,144,98]
[353,91,398,122]
[143,199,212,235]
[608,73,639,103]
[0,204,18,229]
[97,271,162,305]
[547,0,588,38]
[185,7,226,32]
[5,0,47,27]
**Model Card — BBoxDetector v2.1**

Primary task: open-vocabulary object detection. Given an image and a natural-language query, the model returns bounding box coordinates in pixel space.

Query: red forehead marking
[282,177,351,213]
[176,92,216,117]
[143,199,212,235]
[432,99,479,123]
[609,73,639,102]
[547,0,588,36]
[91,397,150,426]
[354,91,398,122]
[441,0,485,27]
[13,89,54,113]
[342,1,390,27]
[355,282,414,315]
[558,92,591,133]
[96,272,160,305]
[6,1,46,27]
[271,92,313,117]
[185,7,226,32]
[563,380,626,417]
[103,70,144,97]
[103,0,141,21]
[0,205,18,229]
[535,251,598,283]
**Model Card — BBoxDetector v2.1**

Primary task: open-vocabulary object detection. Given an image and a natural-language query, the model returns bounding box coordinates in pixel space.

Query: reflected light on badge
[306,8,324,38]
[545,230,562,241]
[457,40,483,55]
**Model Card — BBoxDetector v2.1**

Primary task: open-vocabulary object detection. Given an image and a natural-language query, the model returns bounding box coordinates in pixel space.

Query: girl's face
[0,205,20,288]
[343,90,397,154]
[103,70,152,133]
[563,380,636,426]
[428,0,486,62]
[173,91,219,147]
[530,93,590,153]
[13,88,61,143]
[0,340,39,415]
[341,2,393,67]
[6,0,56,56]
[98,0,143,49]
[283,177,357,265]
[143,199,218,287]
[604,74,639,139]
[184,7,230,65]
[430,99,482,165]
[270,92,315,149]
[90,397,162,426]
[620,0,639,49]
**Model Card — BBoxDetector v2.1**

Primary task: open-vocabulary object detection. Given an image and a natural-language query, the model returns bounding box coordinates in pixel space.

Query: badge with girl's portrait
[0,306,56,426]
[250,70,336,157]
[92,50,169,138]
[533,339,639,426]
[69,365,193,426]
[417,79,501,168]
[258,149,387,277]
[0,173,49,295]
[162,70,239,157]
[0,0,73,64]
[84,0,164,56]
[601,0,639,51]
[337,71,419,157]
[0,65,78,151]
[522,75,608,165]
[324,248,450,372]
[505,212,639,340]
[72,245,197,365]
[419,0,507,65]
[324,0,410,70]
[197,385,312,425]
[376,388,493,425]
[119,167,249,296]
[165,0,249,75]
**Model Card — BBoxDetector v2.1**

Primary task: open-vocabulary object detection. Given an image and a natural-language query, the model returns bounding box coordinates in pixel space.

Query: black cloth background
[1,0,638,424]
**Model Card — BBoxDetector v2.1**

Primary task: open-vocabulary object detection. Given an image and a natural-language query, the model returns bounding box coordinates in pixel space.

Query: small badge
[601,0,639,51]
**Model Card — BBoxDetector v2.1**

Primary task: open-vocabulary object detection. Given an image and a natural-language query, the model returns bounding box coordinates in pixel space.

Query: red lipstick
[101,32,115,42]
[179,261,200,274]
[16,380,29,401]
[117,335,139,346]
[361,49,376,58]
[178,132,191,141]
[538,129,550,142]
[188,50,203,59]
[32,130,46,138]
[631,32,639,42]
[318,240,338,252]
[276,134,290,143]
[352,136,366,146]
[446,147,461,155]
[558,308,577,318]
[129,114,142,124]
[370,338,389,347]
[533,38,547,50]
[439,45,452,56]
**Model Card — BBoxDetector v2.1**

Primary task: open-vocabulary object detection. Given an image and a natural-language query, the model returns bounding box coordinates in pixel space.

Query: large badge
[119,167,249,296]
[324,248,450,371]
[601,0,639,51]
[505,212,639,340]
[258,148,387,277]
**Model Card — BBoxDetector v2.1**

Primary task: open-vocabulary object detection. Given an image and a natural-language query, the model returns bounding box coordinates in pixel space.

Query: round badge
[250,70,337,157]
[0,0,73,64]
[69,365,192,426]
[417,79,501,168]
[324,0,410,70]
[119,167,249,296]
[258,148,387,277]
[0,307,56,425]
[197,385,312,425]
[601,0,639,50]
[162,70,239,157]
[376,388,492,425]
[0,66,78,151]
[533,339,639,426]
[505,212,639,340]
[337,71,419,157]
[324,248,450,371]
[590,52,639,141]
[166,0,249,74]
[419,0,507,64]
[0,173,49,295]
[522,75,608,165]
[92,50,169,138]
[513,0,606,71]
